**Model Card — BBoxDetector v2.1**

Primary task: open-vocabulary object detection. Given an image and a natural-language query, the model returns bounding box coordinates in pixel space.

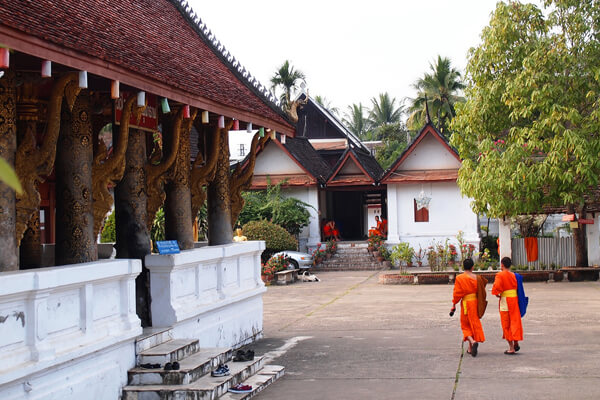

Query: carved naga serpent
[145,108,183,232]
[190,122,225,222]
[229,132,269,228]
[15,73,81,244]
[91,95,145,237]
[285,92,308,124]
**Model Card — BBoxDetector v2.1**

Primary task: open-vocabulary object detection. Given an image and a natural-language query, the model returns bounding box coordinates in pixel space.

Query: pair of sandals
[504,343,520,355]
[466,342,479,357]
[164,361,180,370]
[233,349,255,362]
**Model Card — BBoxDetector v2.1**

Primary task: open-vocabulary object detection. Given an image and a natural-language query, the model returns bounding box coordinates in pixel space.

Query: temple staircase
[315,242,384,271]
[122,328,284,400]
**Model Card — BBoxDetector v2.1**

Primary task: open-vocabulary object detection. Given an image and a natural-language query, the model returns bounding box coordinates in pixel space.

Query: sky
[188,0,542,118]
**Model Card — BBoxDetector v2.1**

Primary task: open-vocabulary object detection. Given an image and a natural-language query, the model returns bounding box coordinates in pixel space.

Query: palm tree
[368,92,404,128]
[342,103,367,137]
[270,60,306,110]
[407,56,465,134]
[314,95,339,116]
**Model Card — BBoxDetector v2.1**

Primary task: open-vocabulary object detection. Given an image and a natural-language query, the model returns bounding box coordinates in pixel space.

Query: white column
[498,218,512,261]
[307,186,321,247]
[387,184,400,243]
[586,215,600,266]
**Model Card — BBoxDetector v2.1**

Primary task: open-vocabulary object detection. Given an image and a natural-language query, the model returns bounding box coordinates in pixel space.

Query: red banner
[114,92,158,131]
[579,219,594,225]
[561,214,575,222]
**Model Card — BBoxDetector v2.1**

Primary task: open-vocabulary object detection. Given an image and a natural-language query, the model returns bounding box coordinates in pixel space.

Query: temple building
[0,0,293,398]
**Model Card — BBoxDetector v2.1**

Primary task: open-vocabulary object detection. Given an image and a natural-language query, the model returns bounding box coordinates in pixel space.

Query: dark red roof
[0,0,292,132]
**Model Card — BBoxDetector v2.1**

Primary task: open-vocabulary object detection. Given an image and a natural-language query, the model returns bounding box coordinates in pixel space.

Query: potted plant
[414,245,425,267]
[391,242,414,273]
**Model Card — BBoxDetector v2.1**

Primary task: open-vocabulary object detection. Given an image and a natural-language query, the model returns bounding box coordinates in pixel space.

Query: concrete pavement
[251,271,600,400]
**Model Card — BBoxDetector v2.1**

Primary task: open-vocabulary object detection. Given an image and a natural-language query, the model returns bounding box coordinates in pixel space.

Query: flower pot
[377,256,384,262]
[417,261,423,267]
[372,251,380,258]
[552,271,564,282]
[367,246,374,253]
[406,262,413,268]
[261,274,273,285]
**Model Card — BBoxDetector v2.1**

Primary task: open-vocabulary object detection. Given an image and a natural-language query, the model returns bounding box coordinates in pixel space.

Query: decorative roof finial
[424,94,431,124]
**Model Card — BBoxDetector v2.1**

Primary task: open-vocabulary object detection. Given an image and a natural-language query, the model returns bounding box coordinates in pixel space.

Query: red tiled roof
[0,0,292,131]
[250,174,316,189]
[383,169,458,184]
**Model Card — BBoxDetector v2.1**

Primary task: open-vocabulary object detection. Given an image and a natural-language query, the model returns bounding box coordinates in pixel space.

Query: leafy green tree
[451,0,600,267]
[407,56,464,134]
[270,60,306,111]
[374,122,411,169]
[0,156,22,194]
[368,92,404,127]
[100,209,116,243]
[343,103,368,138]
[237,180,313,236]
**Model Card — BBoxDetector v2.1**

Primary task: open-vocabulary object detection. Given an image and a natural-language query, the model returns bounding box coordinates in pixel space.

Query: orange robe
[452,274,485,343]
[491,270,523,341]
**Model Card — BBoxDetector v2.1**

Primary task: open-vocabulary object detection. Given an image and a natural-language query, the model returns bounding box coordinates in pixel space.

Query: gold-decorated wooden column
[207,120,234,245]
[164,110,197,250]
[55,92,96,265]
[115,128,152,326]
[0,70,18,271]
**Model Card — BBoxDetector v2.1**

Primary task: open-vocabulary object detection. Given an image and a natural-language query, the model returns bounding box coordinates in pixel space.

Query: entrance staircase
[122,328,284,400]
[315,242,384,271]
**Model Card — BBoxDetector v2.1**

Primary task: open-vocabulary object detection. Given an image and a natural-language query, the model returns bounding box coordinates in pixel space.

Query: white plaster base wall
[146,241,266,349]
[282,186,321,251]
[386,182,480,258]
[0,259,142,400]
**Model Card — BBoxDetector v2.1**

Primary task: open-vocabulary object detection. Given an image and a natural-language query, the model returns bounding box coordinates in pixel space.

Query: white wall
[386,182,479,254]
[282,186,321,251]
[398,134,461,171]
[229,130,254,162]
[339,159,362,175]
[146,241,266,349]
[0,259,141,400]
[253,141,305,175]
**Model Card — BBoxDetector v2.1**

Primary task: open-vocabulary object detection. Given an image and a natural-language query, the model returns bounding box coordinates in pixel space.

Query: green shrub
[100,210,116,243]
[243,220,297,260]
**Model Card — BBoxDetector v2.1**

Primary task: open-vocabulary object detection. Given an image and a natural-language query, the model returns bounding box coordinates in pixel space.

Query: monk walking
[491,257,523,355]
[451,258,485,357]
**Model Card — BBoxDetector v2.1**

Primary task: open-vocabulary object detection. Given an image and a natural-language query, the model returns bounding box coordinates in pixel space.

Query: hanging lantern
[246,122,253,133]
[232,119,239,130]
[202,110,209,124]
[0,48,9,69]
[78,71,88,89]
[281,134,286,144]
[218,115,225,129]
[161,98,171,113]
[137,91,145,107]
[183,104,191,118]
[110,80,120,99]
[415,189,431,211]
[270,129,276,139]
[259,127,264,137]
[41,60,52,78]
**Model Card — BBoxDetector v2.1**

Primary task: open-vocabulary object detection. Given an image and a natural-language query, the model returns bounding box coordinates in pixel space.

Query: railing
[0,259,142,386]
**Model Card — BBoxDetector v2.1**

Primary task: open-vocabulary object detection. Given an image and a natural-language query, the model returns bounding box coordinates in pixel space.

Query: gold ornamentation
[14,73,80,244]
[92,96,145,237]
[190,123,224,220]
[285,94,308,123]
[146,108,183,232]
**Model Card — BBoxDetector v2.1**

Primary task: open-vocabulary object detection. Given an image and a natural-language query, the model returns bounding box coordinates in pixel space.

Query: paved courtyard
[252,271,600,400]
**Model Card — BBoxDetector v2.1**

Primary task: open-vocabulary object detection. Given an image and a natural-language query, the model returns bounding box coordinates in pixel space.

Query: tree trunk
[0,70,18,271]
[55,93,96,265]
[207,127,233,245]
[572,206,588,267]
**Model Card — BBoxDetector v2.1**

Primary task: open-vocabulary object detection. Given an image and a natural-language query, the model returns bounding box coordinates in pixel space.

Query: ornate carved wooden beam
[229,133,268,227]
[91,95,144,237]
[146,108,183,232]
[14,72,80,245]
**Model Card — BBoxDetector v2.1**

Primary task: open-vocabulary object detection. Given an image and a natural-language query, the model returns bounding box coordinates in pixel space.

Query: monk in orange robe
[451,258,485,357]
[491,257,523,355]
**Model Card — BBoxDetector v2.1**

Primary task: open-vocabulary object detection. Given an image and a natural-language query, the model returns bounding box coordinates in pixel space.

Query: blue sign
[156,240,180,255]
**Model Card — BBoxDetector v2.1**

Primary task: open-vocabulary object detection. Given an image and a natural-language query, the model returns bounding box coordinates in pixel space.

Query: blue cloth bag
[514,273,529,317]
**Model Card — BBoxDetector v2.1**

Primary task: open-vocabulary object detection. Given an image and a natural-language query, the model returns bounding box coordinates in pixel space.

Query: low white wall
[146,241,266,349]
[0,259,142,400]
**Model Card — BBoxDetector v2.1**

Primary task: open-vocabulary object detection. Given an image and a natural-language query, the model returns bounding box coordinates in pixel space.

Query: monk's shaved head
[463,258,474,270]
[501,257,512,268]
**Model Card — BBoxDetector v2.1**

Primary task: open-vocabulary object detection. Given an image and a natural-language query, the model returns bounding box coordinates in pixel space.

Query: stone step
[138,338,200,365]
[129,347,232,386]
[219,365,285,400]
[123,357,265,400]
[135,327,174,355]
